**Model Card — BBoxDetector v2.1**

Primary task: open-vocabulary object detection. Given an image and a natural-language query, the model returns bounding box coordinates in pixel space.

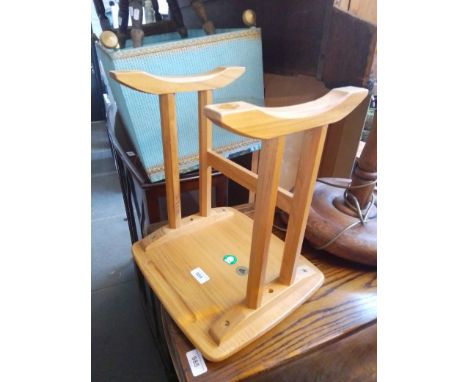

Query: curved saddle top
[109,66,245,94]
[204,86,369,139]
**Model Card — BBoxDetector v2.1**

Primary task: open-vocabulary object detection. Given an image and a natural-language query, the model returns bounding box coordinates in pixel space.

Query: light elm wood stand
[109,66,371,369]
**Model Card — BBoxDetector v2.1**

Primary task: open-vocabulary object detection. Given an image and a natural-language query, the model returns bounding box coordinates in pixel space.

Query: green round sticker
[223,254,237,265]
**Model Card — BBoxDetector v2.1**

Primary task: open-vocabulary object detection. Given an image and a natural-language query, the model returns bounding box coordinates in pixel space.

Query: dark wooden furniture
[178,0,377,180]
[92,29,107,122]
[159,204,376,381]
[178,0,376,88]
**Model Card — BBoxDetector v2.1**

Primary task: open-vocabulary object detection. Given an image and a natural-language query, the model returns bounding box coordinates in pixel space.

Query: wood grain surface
[246,137,285,308]
[162,204,376,382]
[204,87,368,140]
[279,127,328,285]
[244,323,377,382]
[159,93,182,228]
[109,67,245,95]
[134,206,323,361]
[206,150,293,213]
[197,90,213,217]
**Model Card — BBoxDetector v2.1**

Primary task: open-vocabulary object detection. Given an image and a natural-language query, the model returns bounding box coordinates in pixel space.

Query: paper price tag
[186,349,207,377]
[133,8,140,20]
[191,267,210,284]
[129,6,134,16]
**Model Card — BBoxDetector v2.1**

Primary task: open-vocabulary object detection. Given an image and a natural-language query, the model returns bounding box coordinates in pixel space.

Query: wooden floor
[133,207,324,361]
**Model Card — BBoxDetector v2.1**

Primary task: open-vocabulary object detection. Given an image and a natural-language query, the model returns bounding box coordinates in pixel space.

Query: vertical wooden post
[198,90,213,216]
[248,150,260,203]
[245,137,285,309]
[279,126,328,285]
[159,93,182,228]
[345,111,377,209]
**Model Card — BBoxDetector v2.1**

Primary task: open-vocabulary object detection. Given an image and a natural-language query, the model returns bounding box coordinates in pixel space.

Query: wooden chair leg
[146,191,161,225]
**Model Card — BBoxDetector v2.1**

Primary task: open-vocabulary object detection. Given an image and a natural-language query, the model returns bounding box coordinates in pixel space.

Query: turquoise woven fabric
[97,28,264,182]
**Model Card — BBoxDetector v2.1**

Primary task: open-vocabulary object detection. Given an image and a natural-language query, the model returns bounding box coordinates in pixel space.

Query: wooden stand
[110,67,368,361]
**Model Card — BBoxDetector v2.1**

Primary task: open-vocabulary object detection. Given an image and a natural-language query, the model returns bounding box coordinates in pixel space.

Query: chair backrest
[111,66,368,310]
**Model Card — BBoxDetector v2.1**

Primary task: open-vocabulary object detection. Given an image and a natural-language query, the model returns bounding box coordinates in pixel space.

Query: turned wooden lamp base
[304,178,377,266]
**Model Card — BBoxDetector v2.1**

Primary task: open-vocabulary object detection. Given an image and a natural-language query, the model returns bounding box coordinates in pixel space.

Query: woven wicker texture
[97,28,264,182]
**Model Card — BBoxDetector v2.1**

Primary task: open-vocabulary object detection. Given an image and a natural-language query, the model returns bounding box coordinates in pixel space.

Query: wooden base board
[133,207,324,361]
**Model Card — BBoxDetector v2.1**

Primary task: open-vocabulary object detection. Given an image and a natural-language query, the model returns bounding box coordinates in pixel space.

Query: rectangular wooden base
[132,207,324,361]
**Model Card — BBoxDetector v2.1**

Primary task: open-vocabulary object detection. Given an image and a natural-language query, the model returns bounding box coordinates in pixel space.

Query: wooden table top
[160,204,377,382]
